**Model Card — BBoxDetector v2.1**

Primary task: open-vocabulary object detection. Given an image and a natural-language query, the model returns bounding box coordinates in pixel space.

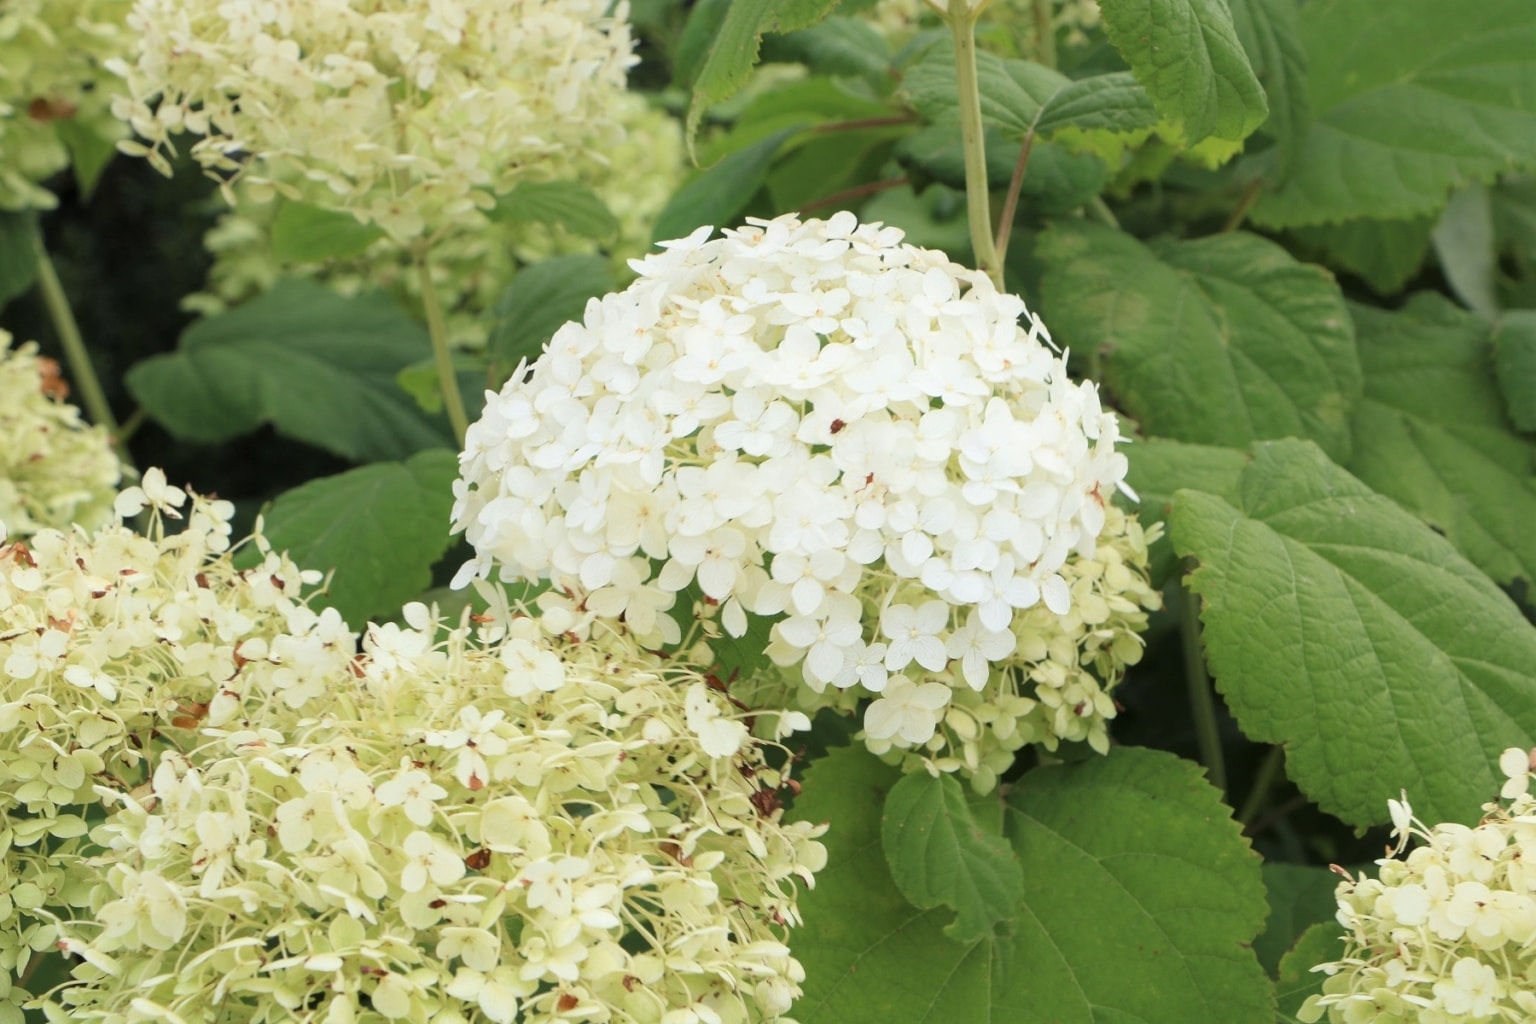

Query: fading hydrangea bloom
[52,607,824,1024]
[0,474,353,1012]
[1299,749,1536,1024]
[0,0,130,210]
[0,331,119,535]
[110,0,637,240]
[453,211,1144,775]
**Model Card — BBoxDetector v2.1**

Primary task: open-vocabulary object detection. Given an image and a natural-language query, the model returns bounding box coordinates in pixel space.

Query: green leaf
[764,16,893,82]
[125,279,450,461]
[767,126,906,211]
[1287,217,1432,295]
[1494,311,1536,433]
[1274,922,1344,1022]
[1431,182,1499,318]
[1228,0,1308,173]
[1126,438,1249,583]
[904,45,1156,142]
[270,201,386,264]
[896,125,1108,214]
[1345,297,1536,588]
[397,354,488,422]
[485,255,614,387]
[1037,222,1361,461]
[1253,0,1536,227]
[259,450,459,627]
[54,118,118,199]
[789,746,1273,1023]
[1255,863,1342,978]
[1169,438,1536,827]
[0,210,39,309]
[880,772,1023,944]
[489,180,621,240]
[653,126,805,243]
[684,0,843,145]
[1096,0,1268,146]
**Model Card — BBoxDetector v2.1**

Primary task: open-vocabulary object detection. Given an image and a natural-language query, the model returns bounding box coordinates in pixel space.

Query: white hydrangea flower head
[0,473,354,1010]
[454,211,1140,772]
[1298,749,1536,1024]
[0,0,130,210]
[52,609,825,1024]
[110,0,637,240]
[0,331,120,535]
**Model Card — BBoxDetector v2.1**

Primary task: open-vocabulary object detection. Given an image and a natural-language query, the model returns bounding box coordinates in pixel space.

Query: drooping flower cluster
[182,94,686,348]
[1299,749,1536,1024]
[0,0,130,210]
[0,331,120,535]
[453,211,1136,767]
[110,0,637,240]
[52,603,825,1024]
[0,472,353,1015]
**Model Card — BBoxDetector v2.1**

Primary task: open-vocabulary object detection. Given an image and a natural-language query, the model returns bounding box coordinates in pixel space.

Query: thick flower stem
[32,227,133,472]
[415,246,469,446]
[1180,580,1226,793]
[943,0,1005,291]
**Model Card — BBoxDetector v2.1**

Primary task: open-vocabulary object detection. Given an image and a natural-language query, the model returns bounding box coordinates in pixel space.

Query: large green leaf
[1125,438,1249,582]
[764,16,893,83]
[0,210,39,309]
[653,126,806,243]
[259,449,459,626]
[1345,297,1536,588]
[895,124,1108,215]
[270,201,385,264]
[1096,0,1268,146]
[1494,311,1536,433]
[1170,439,1536,827]
[1253,0,1536,227]
[789,745,1272,1023]
[1037,222,1361,461]
[485,256,614,387]
[489,180,620,240]
[1431,183,1499,318]
[684,0,842,144]
[1228,0,1308,173]
[1274,922,1343,1022]
[880,772,1022,944]
[1287,217,1432,295]
[126,279,451,461]
[1255,863,1342,978]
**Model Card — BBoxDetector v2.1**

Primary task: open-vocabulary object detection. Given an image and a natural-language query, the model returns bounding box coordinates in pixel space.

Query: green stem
[944,0,1004,291]
[1223,177,1264,233]
[117,406,148,445]
[1180,580,1226,793]
[1237,745,1285,827]
[32,228,130,467]
[1033,0,1057,69]
[1085,194,1120,229]
[415,246,469,446]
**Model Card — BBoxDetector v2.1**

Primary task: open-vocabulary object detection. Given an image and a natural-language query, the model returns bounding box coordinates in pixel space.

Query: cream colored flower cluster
[52,605,825,1024]
[745,505,1159,791]
[183,94,686,348]
[0,472,353,1015]
[0,0,129,210]
[110,0,637,240]
[0,331,120,535]
[1300,749,1536,1024]
[453,212,1135,774]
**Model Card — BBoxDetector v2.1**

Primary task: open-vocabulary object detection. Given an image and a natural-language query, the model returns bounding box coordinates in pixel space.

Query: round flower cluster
[452,211,1133,758]
[1299,749,1536,1024]
[0,0,129,210]
[745,505,1160,791]
[0,470,354,1015]
[53,606,825,1024]
[0,331,120,536]
[110,0,637,240]
[182,94,686,348]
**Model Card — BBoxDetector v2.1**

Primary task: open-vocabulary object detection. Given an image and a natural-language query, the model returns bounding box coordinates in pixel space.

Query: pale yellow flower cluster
[0,331,119,535]
[0,0,129,209]
[1301,751,1536,1023]
[110,0,637,240]
[748,506,1161,792]
[183,95,686,349]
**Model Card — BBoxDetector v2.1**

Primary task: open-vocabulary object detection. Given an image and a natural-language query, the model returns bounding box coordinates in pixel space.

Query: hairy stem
[415,246,470,445]
[1180,580,1226,793]
[943,0,1004,290]
[32,227,134,470]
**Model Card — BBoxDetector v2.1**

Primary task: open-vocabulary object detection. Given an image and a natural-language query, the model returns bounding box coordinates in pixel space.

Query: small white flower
[864,676,952,745]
